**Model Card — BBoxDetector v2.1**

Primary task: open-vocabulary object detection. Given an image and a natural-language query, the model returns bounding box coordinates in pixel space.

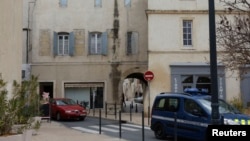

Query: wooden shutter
[102,32,108,55]
[69,32,75,56]
[131,32,138,54]
[88,32,91,55]
[53,32,58,56]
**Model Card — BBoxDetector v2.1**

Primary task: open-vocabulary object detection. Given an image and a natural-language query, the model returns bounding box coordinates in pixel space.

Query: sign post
[144,71,154,125]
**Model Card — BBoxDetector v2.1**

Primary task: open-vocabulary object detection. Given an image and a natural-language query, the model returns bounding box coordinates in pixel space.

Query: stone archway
[120,72,148,113]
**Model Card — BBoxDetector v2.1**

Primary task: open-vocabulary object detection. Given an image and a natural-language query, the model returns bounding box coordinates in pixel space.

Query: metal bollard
[174,112,177,141]
[148,106,150,125]
[115,103,117,119]
[130,103,132,121]
[135,104,138,113]
[119,110,121,138]
[105,102,107,118]
[99,109,101,134]
[142,110,144,141]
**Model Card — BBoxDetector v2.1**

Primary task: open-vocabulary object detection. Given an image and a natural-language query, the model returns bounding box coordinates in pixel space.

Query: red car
[50,98,87,121]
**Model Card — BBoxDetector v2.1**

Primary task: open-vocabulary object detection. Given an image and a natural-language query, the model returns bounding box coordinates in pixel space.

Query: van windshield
[197,98,241,114]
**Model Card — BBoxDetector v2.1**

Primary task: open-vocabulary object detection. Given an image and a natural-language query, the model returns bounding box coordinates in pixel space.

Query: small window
[88,32,108,55]
[58,33,69,55]
[183,20,192,46]
[125,0,131,7]
[59,0,68,7]
[95,0,102,7]
[90,32,102,54]
[22,70,25,79]
[155,98,166,109]
[53,32,75,56]
[184,99,204,116]
[166,98,179,112]
[127,32,138,55]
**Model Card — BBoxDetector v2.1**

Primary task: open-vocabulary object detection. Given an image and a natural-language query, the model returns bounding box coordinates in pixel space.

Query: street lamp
[208,0,220,125]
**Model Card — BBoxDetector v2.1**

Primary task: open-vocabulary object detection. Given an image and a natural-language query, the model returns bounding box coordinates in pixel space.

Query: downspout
[23,1,36,64]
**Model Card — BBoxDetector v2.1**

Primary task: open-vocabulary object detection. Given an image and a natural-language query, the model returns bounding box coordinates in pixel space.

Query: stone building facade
[23,0,148,109]
[147,0,250,107]
[0,0,23,98]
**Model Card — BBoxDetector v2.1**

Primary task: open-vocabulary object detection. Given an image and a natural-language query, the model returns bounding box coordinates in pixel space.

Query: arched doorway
[121,72,147,113]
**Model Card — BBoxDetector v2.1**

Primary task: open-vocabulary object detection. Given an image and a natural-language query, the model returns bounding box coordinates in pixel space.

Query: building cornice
[146,9,241,15]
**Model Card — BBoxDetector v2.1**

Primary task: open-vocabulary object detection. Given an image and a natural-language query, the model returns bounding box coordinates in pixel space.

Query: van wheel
[154,123,166,139]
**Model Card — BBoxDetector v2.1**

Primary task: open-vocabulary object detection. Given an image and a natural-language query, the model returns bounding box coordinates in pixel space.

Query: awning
[64,83,104,88]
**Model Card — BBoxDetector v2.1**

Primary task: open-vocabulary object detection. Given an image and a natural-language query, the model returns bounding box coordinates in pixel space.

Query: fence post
[130,103,132,121]
[148,106,150,125]
[105,102,107,118]
[142,110,144,141]
[135,104,138,113]
[119,110,121,138]
[99,109,101,134]
[115,102,117,119]
[174,112,177,141]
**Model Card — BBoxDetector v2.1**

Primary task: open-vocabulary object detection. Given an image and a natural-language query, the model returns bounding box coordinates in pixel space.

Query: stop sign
[144,71,154,81]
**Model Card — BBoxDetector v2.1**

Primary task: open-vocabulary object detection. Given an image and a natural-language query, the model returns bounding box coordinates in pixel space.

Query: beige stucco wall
[0,0,23,98]
[147,0,240,106]
[29,0,148,102]
[148,0,225,10]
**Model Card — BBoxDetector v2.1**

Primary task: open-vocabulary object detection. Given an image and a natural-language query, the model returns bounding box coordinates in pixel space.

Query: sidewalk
[31,121,128,141]
[31,110,150,141]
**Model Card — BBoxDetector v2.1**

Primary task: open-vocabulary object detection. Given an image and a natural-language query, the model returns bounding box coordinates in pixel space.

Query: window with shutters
[58,33,69,55]
[53,32,75,56]
[88,32,108,55]
[127,31,138,55]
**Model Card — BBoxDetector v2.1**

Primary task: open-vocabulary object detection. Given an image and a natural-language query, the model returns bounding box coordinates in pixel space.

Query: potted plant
[0,75,41,141]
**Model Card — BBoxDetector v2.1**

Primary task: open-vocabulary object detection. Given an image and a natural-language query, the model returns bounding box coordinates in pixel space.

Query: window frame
[184,98,207,117]
[182,20,193,47]
[95,0,102,8]
[59,0,68,7]
[90,32,102,54]
[166,97,179,112]
[124,0,131,7]
[88,32,108,55]
[126,31,139,55]
[53,32,75,56]
[181,75,211,94]
[58,33,69,55]
[153,97,179,112]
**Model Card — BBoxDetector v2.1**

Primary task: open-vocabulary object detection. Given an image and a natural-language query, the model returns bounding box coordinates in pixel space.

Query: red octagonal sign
[144,70,154,81]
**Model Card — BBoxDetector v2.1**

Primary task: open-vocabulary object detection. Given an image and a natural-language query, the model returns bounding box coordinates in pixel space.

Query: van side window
[166,98,179,112]
[155,98,166,110]
[184,99,205,116]
[154,97,179,112]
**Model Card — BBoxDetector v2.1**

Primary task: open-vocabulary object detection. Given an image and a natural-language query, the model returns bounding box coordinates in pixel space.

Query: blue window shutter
[69,32,75,56]
[88,32,91,54]
[53,32,58,56]
[102,32,108,55]
[60,0,68,7]
[131,32,138,54]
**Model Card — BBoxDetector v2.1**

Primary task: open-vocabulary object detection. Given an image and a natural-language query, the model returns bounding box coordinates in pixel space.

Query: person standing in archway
[122,93,126,107]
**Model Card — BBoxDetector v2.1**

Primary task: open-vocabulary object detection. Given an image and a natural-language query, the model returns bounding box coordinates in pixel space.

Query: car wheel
[154,123,166,140]
[56,112,61,121]
[80,117,85,121]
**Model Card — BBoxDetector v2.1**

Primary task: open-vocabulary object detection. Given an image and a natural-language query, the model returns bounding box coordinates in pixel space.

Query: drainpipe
[23,1,36,64]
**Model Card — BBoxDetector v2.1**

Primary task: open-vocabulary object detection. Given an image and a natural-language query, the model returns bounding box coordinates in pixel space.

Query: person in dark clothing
[122,93,126,107]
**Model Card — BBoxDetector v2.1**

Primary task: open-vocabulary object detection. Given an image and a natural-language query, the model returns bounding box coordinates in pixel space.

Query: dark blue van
[150,90,250,141]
